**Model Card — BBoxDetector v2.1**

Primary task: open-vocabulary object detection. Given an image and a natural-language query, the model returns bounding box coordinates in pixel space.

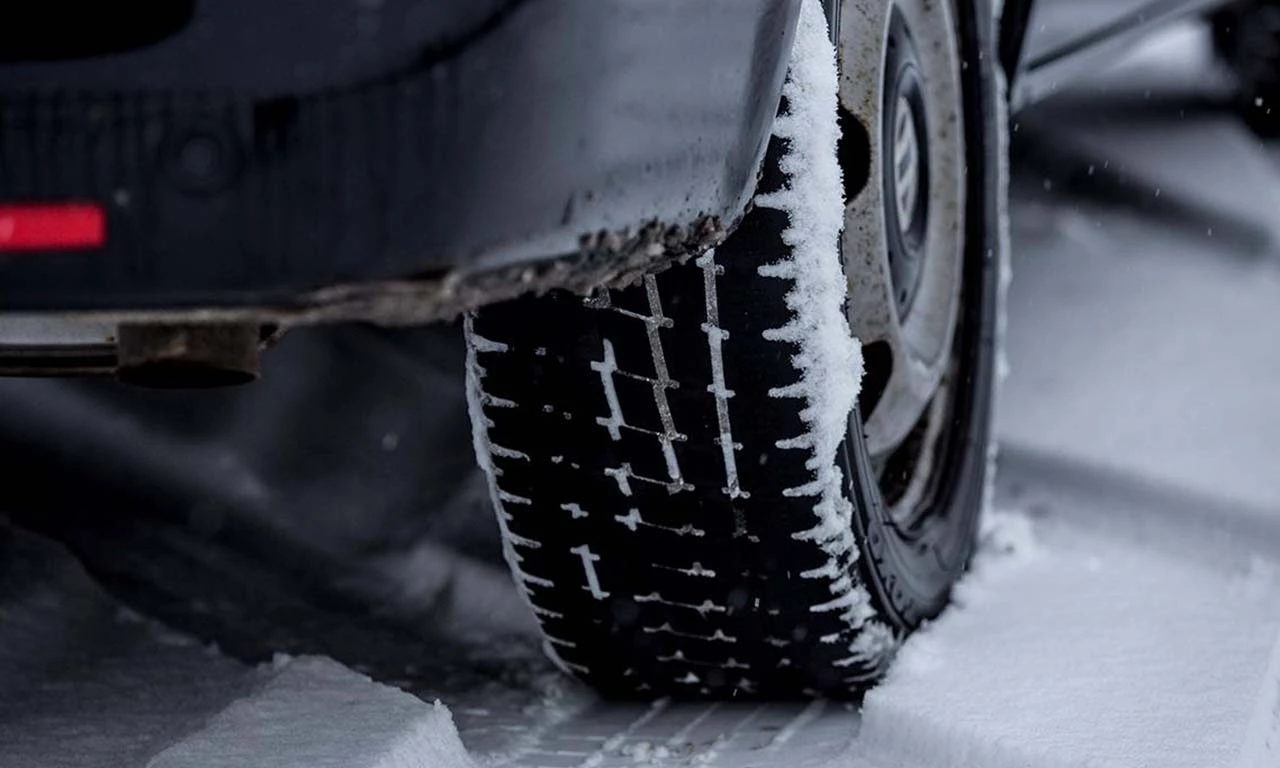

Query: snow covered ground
[2,21,1280,768]
[866,24,1280,766]
[1002,22,1280,513]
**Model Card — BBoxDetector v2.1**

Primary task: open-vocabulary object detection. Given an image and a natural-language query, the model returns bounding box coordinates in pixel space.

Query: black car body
[0,0,1238,374]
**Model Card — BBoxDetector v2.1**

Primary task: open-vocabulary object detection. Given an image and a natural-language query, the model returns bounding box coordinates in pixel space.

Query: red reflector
[0,203,106,252]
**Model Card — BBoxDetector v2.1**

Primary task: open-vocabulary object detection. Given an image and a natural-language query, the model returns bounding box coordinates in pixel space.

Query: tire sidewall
[846,0,1004,629]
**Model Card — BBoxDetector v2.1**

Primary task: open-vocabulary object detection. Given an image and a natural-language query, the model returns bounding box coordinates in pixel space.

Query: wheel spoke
[841,117,958,461]
[862,315,947,460]
[884,377,951,524]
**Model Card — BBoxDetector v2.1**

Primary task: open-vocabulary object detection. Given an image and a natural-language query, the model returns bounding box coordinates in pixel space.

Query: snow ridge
[755,0,870,625]
[148,657,480,768]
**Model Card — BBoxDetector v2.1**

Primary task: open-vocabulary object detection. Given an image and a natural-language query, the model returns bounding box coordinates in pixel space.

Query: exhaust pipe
[116,322,261,388]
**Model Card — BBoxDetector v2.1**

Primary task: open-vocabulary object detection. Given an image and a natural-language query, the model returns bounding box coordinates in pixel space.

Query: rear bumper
[0,0,799,317]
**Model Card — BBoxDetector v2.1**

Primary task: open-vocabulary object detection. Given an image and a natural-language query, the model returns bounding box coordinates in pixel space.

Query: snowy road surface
[3,22,1280,768]
[5,452,1278,768]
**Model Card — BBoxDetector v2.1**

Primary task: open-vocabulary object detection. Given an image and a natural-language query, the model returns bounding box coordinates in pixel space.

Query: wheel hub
[891,94,921,233]
[883,35,930,320]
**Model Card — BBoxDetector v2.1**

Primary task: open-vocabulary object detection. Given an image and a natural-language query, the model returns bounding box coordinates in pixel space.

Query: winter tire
[466,0,1004,699]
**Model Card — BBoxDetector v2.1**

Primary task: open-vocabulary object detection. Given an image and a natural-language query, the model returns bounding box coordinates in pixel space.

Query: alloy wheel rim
[837,0,966,526]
